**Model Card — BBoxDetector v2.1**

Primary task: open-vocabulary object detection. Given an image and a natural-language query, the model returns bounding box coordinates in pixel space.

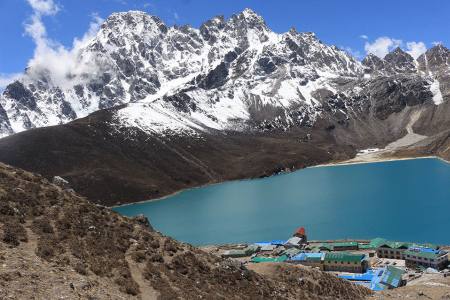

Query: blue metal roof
[339,272,374,282]
[339,268,389,291]
[254,242,271,246]
[270,240,286,245]
[408,247,440,254]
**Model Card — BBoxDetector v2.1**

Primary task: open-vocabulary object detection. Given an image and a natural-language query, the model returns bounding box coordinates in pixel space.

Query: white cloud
[27,0,59,15]
[406,41,427,59]
[0,73,22,91]
[360,35,368,40]
[21,0,106,90]
[24,0,59,54]
[432,41,443,46]
[363,36,428,59]
[364,36,402,58]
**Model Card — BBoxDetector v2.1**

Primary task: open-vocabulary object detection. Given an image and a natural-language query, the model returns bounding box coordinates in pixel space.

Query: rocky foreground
[0,162,372,299]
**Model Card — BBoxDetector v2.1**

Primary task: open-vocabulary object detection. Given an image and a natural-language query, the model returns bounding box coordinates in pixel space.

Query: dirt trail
[125,251,159,300]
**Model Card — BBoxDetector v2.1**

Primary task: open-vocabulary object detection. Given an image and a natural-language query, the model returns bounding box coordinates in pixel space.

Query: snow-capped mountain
[0,9,449,138]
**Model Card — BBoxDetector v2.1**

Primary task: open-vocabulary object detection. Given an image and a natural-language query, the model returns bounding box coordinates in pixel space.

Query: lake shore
[114,153,449,208]
[115,157,450,245]
[312,155,443,168]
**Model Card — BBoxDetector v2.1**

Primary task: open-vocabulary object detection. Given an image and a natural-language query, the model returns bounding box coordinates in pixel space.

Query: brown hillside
[0,162,371,299]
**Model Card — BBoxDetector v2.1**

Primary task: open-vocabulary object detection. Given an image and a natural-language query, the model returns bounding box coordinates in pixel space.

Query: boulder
[52,176,70,190]
[132,214,154,231]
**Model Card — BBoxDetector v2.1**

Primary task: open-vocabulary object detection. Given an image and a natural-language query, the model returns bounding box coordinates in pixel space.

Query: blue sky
[0,0,449,88]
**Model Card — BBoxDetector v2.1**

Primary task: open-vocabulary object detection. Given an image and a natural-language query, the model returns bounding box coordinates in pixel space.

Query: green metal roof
[250,255,288,263]
[320,244,334,251]
[321,242,358,248]
[420,243,439,250]
[377,240,438,250]
[358,238,385,249]
[378,241,412,249]
[368,238,387,249]
[334,242,358,247]
[320,242,359,251]
[404,250,444,260]
[359,244,373,249]
[324,252,365,263]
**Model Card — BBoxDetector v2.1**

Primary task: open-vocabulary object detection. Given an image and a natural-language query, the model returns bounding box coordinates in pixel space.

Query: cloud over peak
[364,36,427,59]
[364,37,402,58]
[21,0,105,89]
[406,41,427,59]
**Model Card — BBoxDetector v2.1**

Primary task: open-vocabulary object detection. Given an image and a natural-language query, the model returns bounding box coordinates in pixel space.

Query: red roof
[295,227,306,236]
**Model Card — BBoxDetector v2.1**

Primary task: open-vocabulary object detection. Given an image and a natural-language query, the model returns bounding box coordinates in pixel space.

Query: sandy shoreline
[311,155,443,168]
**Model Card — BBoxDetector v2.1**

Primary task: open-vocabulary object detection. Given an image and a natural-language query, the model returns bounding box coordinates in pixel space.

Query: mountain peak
[241,8,261,18]
[365,53,381,60]
[427,43,450,56]
[104,10,166,31]
[384,47,415,72]
[362,53,383,64]
[362,53,389,74]
[391,46,406,54]
[299,31,317,39]
[230,8,267,29]
[417,43,450,73]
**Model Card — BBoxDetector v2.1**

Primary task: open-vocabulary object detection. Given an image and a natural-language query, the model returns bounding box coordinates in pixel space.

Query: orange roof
[295,227,306,236]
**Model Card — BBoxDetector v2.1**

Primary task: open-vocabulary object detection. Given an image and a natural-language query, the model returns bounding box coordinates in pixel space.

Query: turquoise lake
[115,158,450,246]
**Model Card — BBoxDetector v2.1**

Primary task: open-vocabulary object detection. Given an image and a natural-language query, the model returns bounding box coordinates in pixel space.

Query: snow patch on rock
[430,79,443,105]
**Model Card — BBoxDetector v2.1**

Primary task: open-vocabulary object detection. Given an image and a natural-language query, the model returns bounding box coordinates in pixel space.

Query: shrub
[35,235,62,260]
[74,262,89,275]
[36,241,55,259]
[130,250,146,263]
[2,221,27,247]
[32,218,54,234]
[115,266,140,296]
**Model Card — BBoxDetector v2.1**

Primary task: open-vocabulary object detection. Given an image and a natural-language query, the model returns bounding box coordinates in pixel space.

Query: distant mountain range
[0,9,449,205]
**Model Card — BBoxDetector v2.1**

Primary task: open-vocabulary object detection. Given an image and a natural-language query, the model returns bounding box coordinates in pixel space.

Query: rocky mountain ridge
[0,9,448,138]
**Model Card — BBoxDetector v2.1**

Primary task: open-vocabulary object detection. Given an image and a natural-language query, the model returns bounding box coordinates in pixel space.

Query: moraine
[115,157,450,246]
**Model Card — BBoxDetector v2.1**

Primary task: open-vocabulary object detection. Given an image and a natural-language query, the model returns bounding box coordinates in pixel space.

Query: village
[202,228,450,292]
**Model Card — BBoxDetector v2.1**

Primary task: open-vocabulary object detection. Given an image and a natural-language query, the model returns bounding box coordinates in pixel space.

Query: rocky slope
[0,9,449,205]
[0,9,362,136]
[0,9,447,138]
[0,162,371,299]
